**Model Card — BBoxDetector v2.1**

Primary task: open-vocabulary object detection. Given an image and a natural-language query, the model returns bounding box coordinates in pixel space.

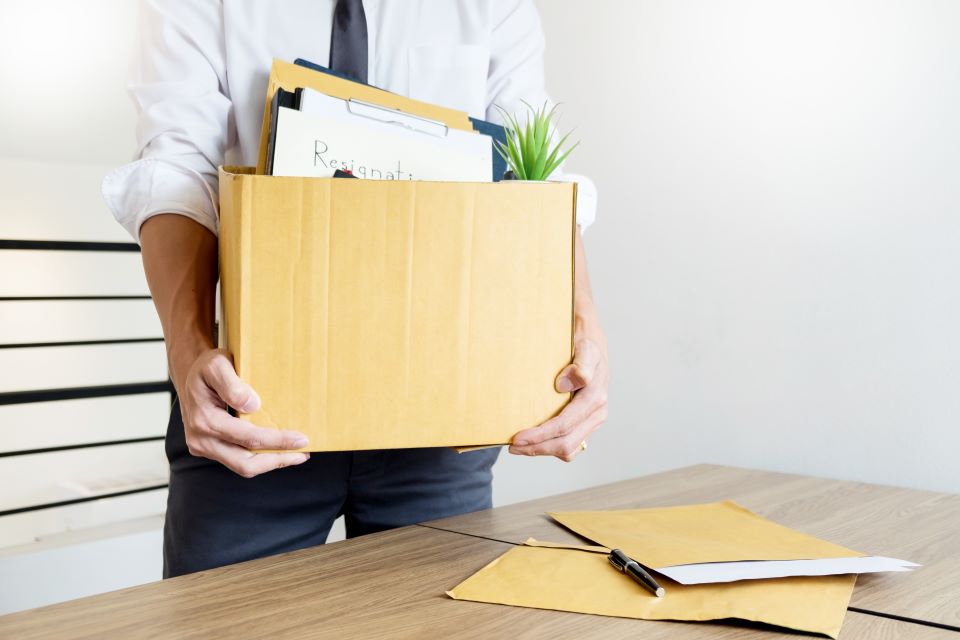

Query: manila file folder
[218,167,576,451]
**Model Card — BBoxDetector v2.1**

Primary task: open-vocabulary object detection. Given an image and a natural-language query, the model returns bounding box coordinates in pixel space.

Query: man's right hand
[179,349,311,477]
[139,215,310,479]
[180,349,310,478]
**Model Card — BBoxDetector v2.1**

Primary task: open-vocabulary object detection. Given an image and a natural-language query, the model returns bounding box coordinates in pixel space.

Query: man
[103,0,608,578]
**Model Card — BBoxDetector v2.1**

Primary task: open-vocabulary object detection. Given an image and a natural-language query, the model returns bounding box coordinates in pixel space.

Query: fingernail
[240,391,261,413]
[513,439,528,446]
[557,378,573,392]
[293,437,309,448]
[297,453,310,463]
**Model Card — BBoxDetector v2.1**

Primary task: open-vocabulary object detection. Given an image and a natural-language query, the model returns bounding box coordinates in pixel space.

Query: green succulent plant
[495,101,579,181]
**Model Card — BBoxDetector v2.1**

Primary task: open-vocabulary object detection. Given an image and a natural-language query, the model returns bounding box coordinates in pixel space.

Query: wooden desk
[0,524,953,639]
[423,464,960,631]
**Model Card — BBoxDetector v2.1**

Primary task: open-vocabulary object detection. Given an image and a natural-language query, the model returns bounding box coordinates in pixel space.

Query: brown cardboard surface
[218,167,576,451]
[256,59,476,174]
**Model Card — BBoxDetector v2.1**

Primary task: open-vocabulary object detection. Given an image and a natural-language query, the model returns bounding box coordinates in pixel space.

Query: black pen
[608,548,665,597]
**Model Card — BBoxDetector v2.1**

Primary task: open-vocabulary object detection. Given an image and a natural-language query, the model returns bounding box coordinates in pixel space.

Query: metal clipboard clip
[346,99,450,138]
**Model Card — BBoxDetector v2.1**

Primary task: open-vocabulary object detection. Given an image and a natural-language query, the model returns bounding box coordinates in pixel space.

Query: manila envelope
[447,540,856,638]
[549,500,863,569]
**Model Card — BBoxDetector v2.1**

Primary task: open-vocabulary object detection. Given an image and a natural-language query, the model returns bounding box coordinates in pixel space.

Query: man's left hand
[509,332,609,461]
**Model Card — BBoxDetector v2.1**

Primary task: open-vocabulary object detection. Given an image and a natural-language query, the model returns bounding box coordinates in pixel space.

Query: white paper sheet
[271,89,491,182]
[657,556,921,585]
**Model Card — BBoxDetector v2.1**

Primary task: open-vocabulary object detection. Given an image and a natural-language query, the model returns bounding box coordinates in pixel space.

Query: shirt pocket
[408,44,490,118]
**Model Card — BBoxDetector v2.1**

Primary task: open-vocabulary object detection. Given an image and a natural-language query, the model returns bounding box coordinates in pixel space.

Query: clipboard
[286,58,510,181]
[267,90,493,182]
[257,59,476,174]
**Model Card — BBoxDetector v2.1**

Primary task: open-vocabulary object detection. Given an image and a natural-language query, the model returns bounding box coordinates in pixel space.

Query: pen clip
[609,548,632,568]
[607,554,626,572]
[608,548,632,571]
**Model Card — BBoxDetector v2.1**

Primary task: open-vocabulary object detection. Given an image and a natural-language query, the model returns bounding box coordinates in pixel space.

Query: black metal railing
[0,238,170,518]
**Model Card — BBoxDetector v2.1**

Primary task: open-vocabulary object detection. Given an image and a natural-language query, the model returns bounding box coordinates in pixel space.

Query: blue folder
[293,58,508,181]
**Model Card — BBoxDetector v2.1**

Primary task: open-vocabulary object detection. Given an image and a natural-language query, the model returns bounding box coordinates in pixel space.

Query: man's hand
[139,214,310,478]
[179,349,311,477]
[508,230,608,462]
[508,333,609,461]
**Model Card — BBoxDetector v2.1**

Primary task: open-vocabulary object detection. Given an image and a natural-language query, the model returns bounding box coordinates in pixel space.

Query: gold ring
[579,440,588,452]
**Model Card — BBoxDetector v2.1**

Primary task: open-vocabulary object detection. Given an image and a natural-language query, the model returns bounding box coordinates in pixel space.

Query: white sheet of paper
[271,91,491,182]
[657,556,921,585]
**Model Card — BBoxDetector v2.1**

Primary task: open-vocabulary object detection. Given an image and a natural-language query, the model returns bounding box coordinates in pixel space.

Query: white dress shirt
[102,0,597,242]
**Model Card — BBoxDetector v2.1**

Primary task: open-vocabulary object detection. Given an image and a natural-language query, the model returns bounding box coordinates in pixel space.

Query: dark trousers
[163,398,500,578]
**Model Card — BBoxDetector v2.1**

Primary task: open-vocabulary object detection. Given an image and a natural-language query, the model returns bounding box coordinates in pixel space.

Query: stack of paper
[447,501,920,638]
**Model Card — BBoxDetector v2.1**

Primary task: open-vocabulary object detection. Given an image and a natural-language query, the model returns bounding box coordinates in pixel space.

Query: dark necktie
[329,0,369,84]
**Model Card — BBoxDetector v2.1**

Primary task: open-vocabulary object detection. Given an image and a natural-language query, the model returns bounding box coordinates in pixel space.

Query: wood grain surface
[422,464,960,630]
[0,524,950,639]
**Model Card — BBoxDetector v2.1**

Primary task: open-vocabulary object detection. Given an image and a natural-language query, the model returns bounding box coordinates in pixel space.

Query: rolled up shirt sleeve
[102,0,232,242]
[486,0,598,231]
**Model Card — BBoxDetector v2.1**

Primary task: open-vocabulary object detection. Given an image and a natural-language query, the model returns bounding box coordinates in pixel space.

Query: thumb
[556,338,601,393]
[202,351,261,413]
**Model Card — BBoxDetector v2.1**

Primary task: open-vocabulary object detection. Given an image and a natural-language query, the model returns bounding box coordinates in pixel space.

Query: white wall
[0,518,163,614]
[0,0,139,163]
[499,0,959,501]
[1,0,958,614]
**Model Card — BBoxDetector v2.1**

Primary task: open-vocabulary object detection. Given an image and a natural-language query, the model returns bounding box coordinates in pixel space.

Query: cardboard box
[218,167,575,451]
